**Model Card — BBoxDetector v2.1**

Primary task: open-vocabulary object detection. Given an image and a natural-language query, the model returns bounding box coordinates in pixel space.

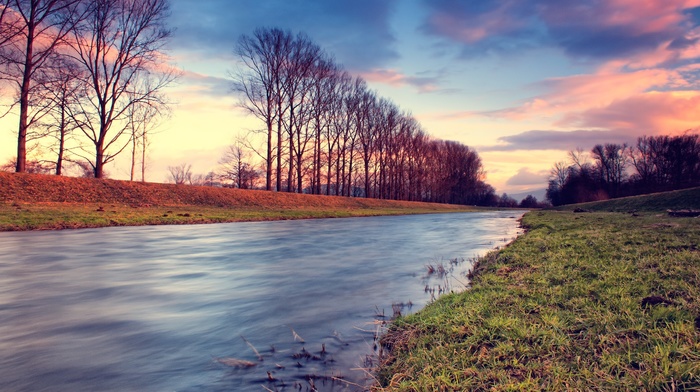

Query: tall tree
[233,28,293,191]
[127,91,160,182]
[42,57,81,174]
[0,0,82,173]
[68,0,175,178]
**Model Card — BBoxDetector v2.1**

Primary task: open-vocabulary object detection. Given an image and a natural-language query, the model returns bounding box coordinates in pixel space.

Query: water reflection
[0,211,523,391]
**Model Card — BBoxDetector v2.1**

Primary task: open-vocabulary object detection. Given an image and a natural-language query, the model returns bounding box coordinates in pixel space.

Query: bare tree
[126,80,164,182]
[41,57,81,174]
[218,140,259,189]
[0,0,23,53]
[0,0,82,172]
[591,143,628,197]
[232,28,293,191]
[167,163,191,185]
[68,0,176,178]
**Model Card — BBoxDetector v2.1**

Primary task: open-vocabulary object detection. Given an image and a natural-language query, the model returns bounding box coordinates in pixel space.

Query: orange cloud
[561,91,700,134]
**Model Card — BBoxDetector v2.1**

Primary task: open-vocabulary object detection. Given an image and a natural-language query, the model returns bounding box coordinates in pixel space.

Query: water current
[0,211,524,391]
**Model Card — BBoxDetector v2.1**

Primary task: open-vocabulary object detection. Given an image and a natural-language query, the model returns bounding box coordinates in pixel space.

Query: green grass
[376,199,700,391]
[555,187,700,213]
[0,202,481,231]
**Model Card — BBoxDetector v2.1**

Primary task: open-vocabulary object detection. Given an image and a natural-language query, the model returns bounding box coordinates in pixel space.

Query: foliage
[376,202,700,391]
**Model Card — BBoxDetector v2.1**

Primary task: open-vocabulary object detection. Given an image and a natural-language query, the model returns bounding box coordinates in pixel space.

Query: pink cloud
[505,167,548,186]
[485,66,677,121]
[426,1,527,44]
[541,0,700,35]
[361,69,439,93]
[561,91,700,134]
[422,0,700,61]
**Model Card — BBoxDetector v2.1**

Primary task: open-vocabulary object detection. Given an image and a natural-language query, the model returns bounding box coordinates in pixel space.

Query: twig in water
[374,305,385,318]
[288,326,305,343]
[240,335,263,361]
[212,356,257,368]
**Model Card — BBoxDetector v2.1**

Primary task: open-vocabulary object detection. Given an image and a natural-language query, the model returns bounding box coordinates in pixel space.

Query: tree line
[1,5,496,206]
[0,0,175,179]
[230,27,495,204]
[546,133,700,206]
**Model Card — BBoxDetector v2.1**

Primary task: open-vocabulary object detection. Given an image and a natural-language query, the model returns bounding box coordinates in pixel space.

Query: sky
[2,0,700,197]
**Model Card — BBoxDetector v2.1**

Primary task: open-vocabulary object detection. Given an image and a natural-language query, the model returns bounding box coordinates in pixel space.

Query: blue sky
[2,0,700,195]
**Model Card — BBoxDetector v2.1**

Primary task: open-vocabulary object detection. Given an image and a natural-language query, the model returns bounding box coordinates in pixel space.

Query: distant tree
[126,83,164,182]
[519,194,540,208]
[167,163,192,185]
[1,156,52,173]
[497,193,518,208]
[591,143,628,197]
[628,135,656,190]
[218,141,260,189]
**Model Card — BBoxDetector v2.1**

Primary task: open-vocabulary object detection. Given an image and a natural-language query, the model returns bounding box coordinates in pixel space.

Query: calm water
[0,211,523,391]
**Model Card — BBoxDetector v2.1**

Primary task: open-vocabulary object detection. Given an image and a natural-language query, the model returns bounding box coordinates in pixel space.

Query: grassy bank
[0,172,480,231]
[376,189,700,391]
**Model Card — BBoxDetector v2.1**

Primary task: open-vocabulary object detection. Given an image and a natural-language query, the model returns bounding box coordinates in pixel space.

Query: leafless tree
[167,163,191,185]
[218,140,260,189]
[0,0,23,54]
[591,143,628,197]
[549,161,569,190]
[41,57,81,174]
[230,27,494,204]
[232,28,293,191]
[68,0,176,178]
[0,0,83,173]
[126,79,165,182]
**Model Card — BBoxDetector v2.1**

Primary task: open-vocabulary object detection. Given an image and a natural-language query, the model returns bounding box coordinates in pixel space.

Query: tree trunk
[16,20,35,173]
[56,107,66,176]
[266,118,272,190]
[141,131,147,182]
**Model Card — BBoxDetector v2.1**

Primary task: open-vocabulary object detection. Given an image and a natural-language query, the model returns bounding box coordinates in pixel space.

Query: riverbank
[375,188,700,391]
[0,172,481,231]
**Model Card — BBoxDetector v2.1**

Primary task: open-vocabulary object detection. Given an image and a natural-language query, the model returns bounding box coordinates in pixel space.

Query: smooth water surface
[0,211,524,391]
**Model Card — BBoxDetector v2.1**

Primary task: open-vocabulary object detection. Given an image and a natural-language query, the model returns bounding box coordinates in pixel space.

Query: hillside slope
[0,172,467,209]
[554,186,700,212]
[0,172,478,231]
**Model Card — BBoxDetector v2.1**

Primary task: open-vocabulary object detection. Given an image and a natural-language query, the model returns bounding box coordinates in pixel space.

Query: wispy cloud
[560,91,700,132]
[505,167,549,186]
[361,69,442,93]
[178,70,232,98]
[420,0,700,61]
[481,129,636,152]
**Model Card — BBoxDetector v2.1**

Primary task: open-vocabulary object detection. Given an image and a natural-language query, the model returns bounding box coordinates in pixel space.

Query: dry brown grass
[0,172,468,210]
[0,172,479,231]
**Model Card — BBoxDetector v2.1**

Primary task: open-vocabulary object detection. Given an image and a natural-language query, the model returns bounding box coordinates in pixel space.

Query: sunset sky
[2,0,700,196]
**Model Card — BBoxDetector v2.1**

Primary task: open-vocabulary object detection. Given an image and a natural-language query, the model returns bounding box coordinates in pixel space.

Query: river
[0,211,524,391]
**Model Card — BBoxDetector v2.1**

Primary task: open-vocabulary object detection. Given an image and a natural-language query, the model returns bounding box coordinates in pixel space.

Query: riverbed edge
[373,191,700,390]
